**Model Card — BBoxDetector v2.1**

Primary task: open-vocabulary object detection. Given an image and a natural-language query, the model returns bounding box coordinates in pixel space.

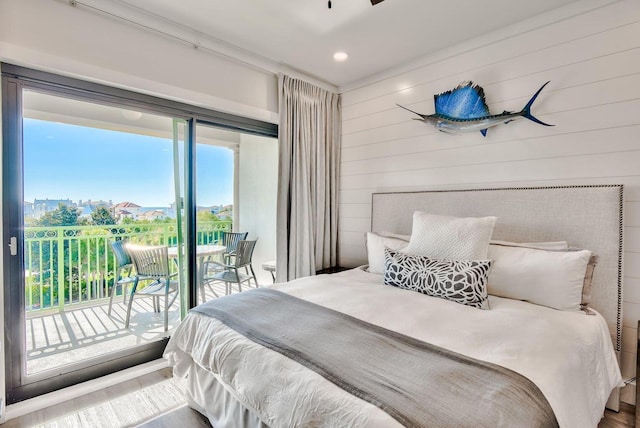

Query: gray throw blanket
[192,288,558,428]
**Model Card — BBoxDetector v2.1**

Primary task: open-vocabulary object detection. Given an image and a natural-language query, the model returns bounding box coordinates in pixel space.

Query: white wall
[338,0,640,404]
[238,134,278,286]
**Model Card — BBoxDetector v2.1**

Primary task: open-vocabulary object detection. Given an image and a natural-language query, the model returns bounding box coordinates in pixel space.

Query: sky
[23,118,234,208]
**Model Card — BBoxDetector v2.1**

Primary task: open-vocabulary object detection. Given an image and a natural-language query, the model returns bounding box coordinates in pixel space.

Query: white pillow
[377,231,410,241]
[490,240,568,250]
[365,232,409,275]
[405,212,497,260]
[487,244,592,311]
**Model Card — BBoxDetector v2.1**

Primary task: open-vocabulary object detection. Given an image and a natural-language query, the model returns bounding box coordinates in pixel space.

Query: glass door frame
[1,63,277,404]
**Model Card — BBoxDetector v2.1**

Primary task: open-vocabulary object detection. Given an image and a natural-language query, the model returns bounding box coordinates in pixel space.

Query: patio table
[168,244,226,301]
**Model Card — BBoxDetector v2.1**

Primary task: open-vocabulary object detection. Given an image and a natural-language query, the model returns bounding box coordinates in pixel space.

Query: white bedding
[164,268,622,428]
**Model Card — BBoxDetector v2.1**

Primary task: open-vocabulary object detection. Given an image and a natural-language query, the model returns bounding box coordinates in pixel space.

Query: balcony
[7,85,278,400]
[23,221,232,375]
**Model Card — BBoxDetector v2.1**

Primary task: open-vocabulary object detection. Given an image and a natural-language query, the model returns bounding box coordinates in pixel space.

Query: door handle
[8,236,17,256]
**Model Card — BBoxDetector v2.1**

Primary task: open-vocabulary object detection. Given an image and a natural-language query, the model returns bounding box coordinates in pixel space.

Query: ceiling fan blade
[370,0,385,5]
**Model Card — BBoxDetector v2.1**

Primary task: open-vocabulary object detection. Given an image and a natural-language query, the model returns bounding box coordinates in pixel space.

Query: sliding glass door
[194,123,278,304]
[2,63,276,404]
[3,85,190,402]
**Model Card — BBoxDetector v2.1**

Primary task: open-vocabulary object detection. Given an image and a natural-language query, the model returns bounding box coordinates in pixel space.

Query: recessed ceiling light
[333,51,349,62]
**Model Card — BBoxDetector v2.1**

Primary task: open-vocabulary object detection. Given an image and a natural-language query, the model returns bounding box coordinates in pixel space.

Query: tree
[196,211,220,222]
[91,206,117,225]
[35,203,80,227]
[28,203,81,305]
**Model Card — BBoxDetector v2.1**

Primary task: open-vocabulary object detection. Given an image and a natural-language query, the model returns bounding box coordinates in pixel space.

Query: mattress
[164,268,622,428]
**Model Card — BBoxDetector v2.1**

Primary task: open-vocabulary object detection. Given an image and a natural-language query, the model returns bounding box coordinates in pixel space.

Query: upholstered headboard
[371,185,624,353]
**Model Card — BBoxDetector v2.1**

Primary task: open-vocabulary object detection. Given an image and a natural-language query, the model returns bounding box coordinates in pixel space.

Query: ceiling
[116,0,580,88]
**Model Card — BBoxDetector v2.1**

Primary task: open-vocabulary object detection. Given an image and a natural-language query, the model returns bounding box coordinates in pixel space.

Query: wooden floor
[602,404,636,428]
[1,367,636,427]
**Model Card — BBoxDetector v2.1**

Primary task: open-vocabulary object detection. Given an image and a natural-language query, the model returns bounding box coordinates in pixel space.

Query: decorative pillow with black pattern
[383,248,492,309]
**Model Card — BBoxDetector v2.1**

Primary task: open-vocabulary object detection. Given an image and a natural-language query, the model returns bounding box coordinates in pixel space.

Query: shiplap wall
[338,0,640,404]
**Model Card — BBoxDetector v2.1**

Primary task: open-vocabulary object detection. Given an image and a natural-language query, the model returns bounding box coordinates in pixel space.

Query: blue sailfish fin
[434,81,490,119]
[520,81,554,127]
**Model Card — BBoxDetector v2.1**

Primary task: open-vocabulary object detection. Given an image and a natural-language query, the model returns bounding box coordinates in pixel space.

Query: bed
[164,185,624,428]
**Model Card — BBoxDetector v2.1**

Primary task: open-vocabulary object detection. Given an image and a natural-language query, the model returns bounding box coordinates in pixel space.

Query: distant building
[135,207,174,220]
[28,199,187,223]
[78,205,94,219]
[137,209,166,221]
[114,209,133,222]
[112,203,176,222]
[24,201,34,219]
[74,200,114,220]
[113,201,142,222]
[217,204,233,220]
[77,199,112,213]
[112,201,141,210]
[194,204,233,219]
[78,199,112,208]
[32,199,76,219]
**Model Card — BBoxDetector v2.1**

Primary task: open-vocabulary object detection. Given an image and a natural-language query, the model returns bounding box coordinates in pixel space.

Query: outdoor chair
[108,240,137,316]
[202,239,258,295]
[199,231,249,297]
[124,244,179,332]
[220,231,248,264]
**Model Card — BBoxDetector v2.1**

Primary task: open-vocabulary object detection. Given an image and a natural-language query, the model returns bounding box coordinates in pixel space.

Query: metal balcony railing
[23,221,232,312]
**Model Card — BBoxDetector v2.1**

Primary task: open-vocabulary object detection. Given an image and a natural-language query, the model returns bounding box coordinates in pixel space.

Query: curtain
[276,74,341,282]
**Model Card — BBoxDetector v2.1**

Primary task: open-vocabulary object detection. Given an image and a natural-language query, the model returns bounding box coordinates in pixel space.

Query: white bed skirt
[179,360,267,428]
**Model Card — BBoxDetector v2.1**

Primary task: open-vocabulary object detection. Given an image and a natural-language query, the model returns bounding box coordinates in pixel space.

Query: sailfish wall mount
[398,81,553,137]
